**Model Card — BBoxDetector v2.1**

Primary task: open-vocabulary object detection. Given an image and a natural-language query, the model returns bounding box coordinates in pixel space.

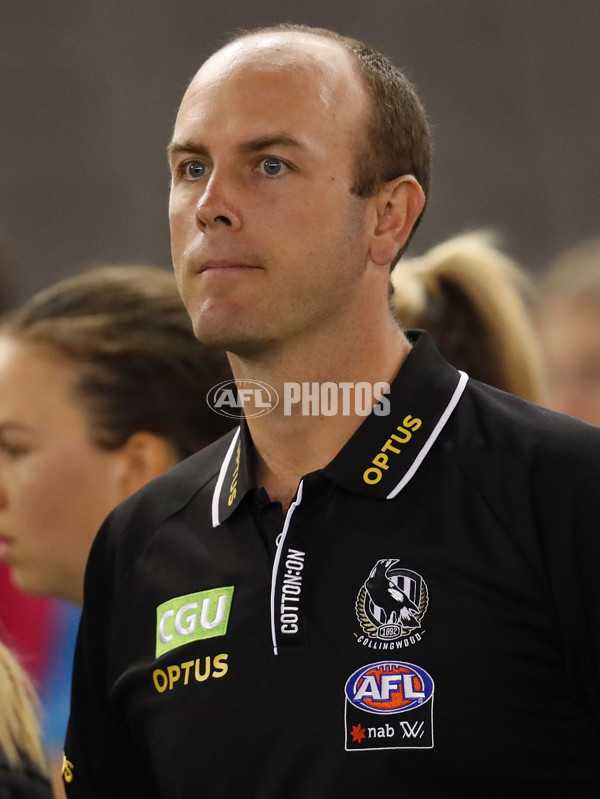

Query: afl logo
[356,558,428,641]
[345,660,434,715]
[207,379,279,419]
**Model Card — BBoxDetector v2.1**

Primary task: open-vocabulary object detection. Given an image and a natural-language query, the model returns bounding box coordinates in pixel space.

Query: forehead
[0,338,75,402]
[175,33,368,143]
[201,31,353,77]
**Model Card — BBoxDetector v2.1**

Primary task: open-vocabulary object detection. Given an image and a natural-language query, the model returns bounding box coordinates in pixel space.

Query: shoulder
[455,378,600,465]
[116,427,236,521]
[431,380,600,561]
[86,429,237,576]
[443,379,600,511]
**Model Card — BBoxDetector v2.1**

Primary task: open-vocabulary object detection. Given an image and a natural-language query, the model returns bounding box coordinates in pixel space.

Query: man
[64,25,600,798]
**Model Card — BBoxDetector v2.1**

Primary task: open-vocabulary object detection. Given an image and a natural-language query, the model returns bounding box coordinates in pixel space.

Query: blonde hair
[391,231,546,403]
[0,640,48,775]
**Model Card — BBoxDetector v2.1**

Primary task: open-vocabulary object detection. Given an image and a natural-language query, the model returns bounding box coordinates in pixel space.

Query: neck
[229,314,410,510]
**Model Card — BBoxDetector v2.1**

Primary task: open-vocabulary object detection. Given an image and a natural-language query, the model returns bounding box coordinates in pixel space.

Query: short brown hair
[227,24,431,261]
[1,266,233,458]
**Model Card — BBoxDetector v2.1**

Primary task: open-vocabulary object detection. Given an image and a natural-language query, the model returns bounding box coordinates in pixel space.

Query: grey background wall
[1,0,599,303]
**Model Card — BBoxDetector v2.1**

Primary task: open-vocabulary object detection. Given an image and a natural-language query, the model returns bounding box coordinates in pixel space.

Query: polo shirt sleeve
[63,512,161,799]
[530,420,600,729]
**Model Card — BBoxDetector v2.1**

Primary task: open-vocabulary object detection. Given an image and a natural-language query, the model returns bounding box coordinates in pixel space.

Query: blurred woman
[391,231,546,403]
[536,237,600,426]
[0,640,52,798]
[0,265,232,797]
[0,265,232,604]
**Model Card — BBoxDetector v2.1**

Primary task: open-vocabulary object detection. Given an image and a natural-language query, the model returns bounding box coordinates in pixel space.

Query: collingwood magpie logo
[356,559,428,649]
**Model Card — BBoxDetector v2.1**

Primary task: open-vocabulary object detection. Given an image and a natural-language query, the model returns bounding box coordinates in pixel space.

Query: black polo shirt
[64,332,600,798]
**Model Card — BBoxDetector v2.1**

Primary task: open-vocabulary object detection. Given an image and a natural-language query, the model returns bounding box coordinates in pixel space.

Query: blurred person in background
[536,237,600,426]
[0,265,232,795]
[391,231,546,404]
[0,243,51,733]
[0,639,52,798]
[0,265,232,603]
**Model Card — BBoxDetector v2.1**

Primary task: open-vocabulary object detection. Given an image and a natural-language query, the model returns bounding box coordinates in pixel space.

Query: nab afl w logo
[356,559,428,646]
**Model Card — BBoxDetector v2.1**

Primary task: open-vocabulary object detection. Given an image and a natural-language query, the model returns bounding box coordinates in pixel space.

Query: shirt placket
[270,479,315,656]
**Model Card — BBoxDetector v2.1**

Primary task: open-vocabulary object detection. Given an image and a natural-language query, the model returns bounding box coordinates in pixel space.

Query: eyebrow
[238,135,303,153]
[167,139,209,158]
[167,134,303,158]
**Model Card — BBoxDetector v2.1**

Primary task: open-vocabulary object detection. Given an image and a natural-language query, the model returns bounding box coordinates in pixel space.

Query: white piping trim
[386,370,469,500]
[270,479,304,655]
[211,427,241,527]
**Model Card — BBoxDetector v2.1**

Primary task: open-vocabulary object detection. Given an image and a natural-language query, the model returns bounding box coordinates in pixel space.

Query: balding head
[194,24,431,262]
[182,29,370,169]
[200,28,358,82]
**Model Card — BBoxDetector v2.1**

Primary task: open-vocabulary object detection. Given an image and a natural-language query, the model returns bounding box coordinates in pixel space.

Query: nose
[195,174,242,231]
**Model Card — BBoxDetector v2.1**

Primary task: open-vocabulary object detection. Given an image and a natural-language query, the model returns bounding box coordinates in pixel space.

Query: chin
[11,567,44,597]
[191,309,268,354]
[194,325,274,358]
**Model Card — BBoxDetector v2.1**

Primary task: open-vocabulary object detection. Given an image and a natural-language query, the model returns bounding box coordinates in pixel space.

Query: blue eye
[261,158,285,176]
[184,161,206,179]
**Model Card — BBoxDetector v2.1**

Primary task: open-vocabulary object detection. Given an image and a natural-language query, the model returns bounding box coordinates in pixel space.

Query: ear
[368,175,426,267]
[116,432,179,500]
